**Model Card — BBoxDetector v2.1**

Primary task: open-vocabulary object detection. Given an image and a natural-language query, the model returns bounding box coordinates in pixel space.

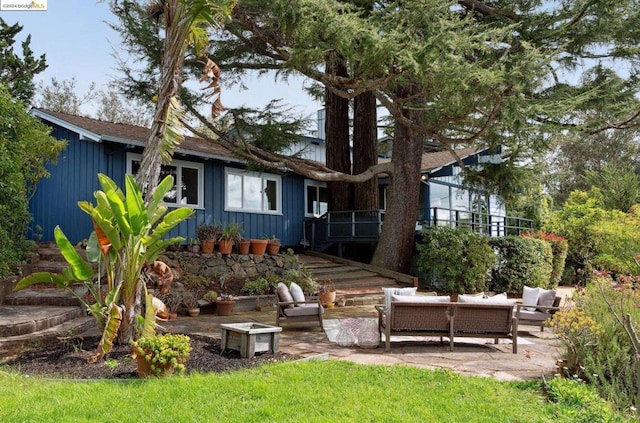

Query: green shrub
[417,227,495,294]
[523,231,568,287]
[567,277,640,413]
[241,274,280,295]
[489,236,553,294]
[0,86,65,278]
[282,265,318,294]
[546,377,620,422]
[544,190,640,284]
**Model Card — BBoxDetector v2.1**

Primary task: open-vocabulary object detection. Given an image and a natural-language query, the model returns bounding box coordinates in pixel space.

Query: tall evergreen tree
[0,18,47,105]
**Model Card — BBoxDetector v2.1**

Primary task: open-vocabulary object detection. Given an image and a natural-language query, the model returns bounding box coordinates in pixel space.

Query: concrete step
[0,305,84,337]
[5,288,82,307]
[328,276,397,289]
[313,269,379,283]
[0,315,95,359]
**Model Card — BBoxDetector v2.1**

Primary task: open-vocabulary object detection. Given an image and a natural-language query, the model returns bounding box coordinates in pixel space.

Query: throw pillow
[522,286,541,311]
[382,287,417,312]
[289,282,306,304]
[391,294,450,303]
[276,282,295,308]
[537,288,557,311]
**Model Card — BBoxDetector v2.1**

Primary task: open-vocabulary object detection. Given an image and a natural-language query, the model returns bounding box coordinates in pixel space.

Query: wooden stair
[298,251,417,305]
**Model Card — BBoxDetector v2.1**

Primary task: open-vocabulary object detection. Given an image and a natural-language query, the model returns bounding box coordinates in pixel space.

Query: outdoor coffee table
[220,322,282,358]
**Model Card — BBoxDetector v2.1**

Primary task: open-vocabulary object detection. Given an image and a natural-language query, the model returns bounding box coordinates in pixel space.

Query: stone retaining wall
[162,251,299,280]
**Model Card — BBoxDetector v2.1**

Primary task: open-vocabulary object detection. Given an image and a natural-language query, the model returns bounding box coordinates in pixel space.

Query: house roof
[31,108,240,162]
[379,146,486,174]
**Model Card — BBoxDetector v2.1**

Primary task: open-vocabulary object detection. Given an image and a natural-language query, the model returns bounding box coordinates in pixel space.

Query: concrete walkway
[162,302,564,382]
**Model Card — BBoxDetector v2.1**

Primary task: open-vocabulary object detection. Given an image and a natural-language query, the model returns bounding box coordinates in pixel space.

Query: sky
[0,1,323,126]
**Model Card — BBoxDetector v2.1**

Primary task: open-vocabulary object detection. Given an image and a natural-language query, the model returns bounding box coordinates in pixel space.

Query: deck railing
[302,208,534,250]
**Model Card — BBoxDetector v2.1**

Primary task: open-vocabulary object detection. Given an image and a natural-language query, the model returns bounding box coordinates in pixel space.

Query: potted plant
[188,238,200,253]
[216,293,235,316]
[201,290,219,314]
[196,224,219,254]
[216,278,235,316]
[182,291,200,317]
[318,280,337,307]
[266,235,281,255]
[157,290,182,320]
[218,221,242,255]
[132,334,192,378]
[238,236,251,255]
[249,237,268,255]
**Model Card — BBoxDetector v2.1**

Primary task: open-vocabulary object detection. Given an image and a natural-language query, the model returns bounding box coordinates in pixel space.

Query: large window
[305,180,328,217]
[127,153,204,208]
[225,168,281,214]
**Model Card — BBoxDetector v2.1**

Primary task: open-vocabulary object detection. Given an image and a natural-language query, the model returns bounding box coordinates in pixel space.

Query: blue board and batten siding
[29,122,307,247]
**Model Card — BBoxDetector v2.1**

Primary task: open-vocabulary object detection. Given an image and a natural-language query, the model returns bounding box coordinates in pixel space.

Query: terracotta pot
[216,300,235,316]
[266,241,280,255]
[201,239,215,254]
[218,239,233,255]
[249,239,268,255]
[135,354,174,378]
[187,308,200,317]
[318,291,337,306]
[238,240,251,255]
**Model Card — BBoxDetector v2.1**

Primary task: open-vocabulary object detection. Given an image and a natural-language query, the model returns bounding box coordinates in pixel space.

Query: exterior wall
[28,125,107,243]
[29,122,307,248]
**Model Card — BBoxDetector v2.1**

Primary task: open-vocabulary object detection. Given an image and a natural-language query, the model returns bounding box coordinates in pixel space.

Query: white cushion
[459,293,515,306]
[383,287,417,311]
[289,282,306,304]
[522,286,541,311]
[392,294,450,303]
[284,305,321,317]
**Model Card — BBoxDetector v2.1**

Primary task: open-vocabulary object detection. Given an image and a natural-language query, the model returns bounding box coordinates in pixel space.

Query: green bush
[544,190,640,284]
[241,274,280,295]
[0,85,64,278]
[567,277,640,413]
[546,377,620,422]
[522,231,569,287]
[489,236,553,294]
[417,227,495,294]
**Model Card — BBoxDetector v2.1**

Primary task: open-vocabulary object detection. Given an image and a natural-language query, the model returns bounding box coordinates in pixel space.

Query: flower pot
[238,240,251,254]
[218,239,233,255]
[187,308,200,317]
[318,291,337,306]
[216,300,235,316]
[135,354,175,378]
[266,241,280,255]
[202,239,215,254]
[189,244,201,253]
[249,239,268,255]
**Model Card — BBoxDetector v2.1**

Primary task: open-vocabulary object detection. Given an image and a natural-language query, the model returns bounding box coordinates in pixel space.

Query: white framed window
[304,180,328,217]
[126,153,204,209]
[225,168,282,214]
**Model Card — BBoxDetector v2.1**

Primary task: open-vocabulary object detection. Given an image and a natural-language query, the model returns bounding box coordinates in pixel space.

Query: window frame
[304,179,328,217]
[224,167,282,215]
[126,152,204,209]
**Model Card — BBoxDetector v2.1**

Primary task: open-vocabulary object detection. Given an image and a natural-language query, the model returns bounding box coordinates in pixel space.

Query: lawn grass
[0,360,629,422]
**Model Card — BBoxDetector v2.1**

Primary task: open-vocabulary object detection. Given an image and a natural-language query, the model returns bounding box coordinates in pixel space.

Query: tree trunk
[370,115,423,273]
[135,0,187,201]
[353,91,378,211]
[324,53,351,211]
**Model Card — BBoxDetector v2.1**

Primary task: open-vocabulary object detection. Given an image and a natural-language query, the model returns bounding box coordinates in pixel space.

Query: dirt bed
[3,334,298,379]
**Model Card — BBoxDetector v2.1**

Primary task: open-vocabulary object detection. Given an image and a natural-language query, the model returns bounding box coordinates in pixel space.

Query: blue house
[30,109,531,252]
[29,109,317,246]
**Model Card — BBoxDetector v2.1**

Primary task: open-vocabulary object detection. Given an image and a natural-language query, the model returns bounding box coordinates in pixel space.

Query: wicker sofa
[376,301,518,353]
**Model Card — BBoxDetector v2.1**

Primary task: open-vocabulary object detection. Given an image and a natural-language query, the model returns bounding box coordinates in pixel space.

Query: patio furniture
[514,295,562,332]
[220,322,282,358]
[376,300,518,353]
[275,282,324,329]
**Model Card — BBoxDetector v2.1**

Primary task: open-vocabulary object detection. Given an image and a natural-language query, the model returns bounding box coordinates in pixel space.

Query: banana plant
[15,173,193,360]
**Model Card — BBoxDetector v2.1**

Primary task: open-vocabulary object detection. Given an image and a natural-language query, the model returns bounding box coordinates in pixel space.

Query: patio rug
[323,318,532,347]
